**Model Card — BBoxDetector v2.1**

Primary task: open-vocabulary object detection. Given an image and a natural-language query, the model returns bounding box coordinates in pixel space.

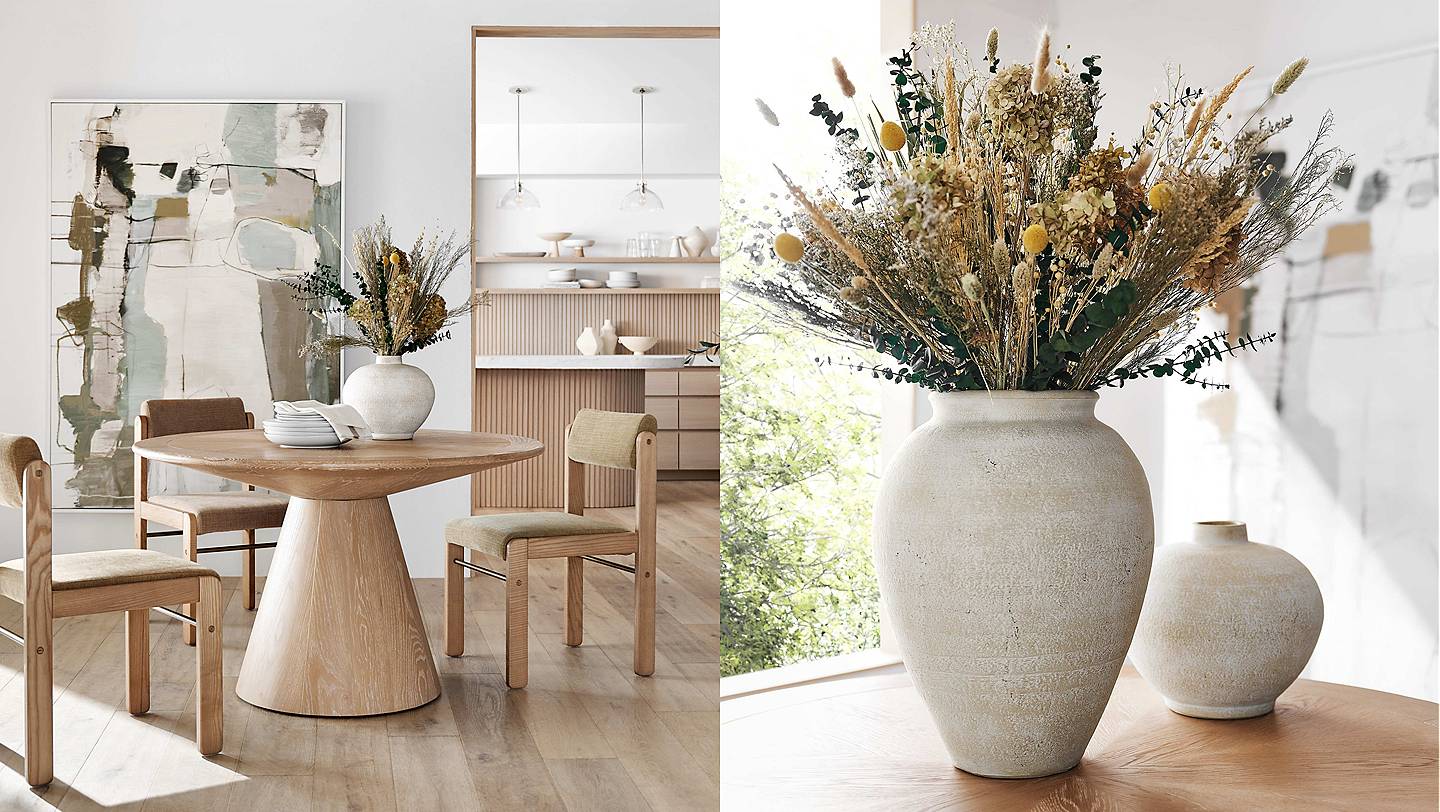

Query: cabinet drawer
[645,397,678,430]
[677,368,720,396]
[655,430,680,469]
[677,396,720,430]
[678,430,720,469]
[645,371,678,396]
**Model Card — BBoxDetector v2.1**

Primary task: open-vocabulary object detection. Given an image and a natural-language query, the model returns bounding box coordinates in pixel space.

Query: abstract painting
[49,101,343,509]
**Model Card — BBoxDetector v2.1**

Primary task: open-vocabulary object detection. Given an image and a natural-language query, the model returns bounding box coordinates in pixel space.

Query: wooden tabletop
[133,429,544,499]
[721,666,1439,810]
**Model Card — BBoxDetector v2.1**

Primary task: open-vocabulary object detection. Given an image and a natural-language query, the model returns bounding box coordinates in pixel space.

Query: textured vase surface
[873,391,1153,779]
[1131,521,1323,719]
[340,355,435,440]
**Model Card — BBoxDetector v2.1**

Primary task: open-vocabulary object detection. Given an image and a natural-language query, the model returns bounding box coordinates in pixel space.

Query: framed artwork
[48,100,344,510]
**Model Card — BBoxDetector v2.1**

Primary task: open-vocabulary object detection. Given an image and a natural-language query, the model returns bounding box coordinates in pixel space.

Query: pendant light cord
[514,90,522,191]
[639,89,646,191]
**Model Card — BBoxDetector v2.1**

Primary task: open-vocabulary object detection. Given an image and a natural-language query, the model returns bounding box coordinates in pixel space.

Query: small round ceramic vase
[1131,520,1324,719]
[340,355,435,441]
[682,226,710,258]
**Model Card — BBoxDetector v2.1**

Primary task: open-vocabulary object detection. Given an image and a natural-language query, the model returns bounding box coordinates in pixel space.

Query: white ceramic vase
[873,391,1153,779]
[576,327,600,356]
[683,226,710,258]
[340,355,434,441]
[599,319,618,355]
[1131,521,1323,719]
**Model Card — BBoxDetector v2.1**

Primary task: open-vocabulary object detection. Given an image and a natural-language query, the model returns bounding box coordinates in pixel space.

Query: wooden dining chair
[443,409,657,688]
[0,434,223,787]
[135,397,286,644]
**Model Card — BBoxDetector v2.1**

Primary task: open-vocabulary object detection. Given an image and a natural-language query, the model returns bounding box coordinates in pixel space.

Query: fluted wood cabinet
[470,288,720,509]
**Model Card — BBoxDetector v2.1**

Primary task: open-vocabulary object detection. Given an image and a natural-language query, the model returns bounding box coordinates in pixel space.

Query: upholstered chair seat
[0,549,215,601]
[146,491,289,535]
[445,513,630,560]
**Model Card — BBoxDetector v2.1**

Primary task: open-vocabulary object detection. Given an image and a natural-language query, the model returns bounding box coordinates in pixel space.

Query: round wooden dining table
[132,428,543,717]
[722,666,1439,810]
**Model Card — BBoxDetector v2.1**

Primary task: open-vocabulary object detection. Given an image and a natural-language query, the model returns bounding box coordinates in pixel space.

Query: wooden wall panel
[473,369,645,508]
[476,291,720,356]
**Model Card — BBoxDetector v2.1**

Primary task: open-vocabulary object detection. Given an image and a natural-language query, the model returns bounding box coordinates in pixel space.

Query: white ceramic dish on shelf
[618,336,658,355]
[537,231,572,256]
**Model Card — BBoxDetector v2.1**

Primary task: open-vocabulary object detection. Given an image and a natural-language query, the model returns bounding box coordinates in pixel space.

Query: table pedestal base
[236,496,440,716]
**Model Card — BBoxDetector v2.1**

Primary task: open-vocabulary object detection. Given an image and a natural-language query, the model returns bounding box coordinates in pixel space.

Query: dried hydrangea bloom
[984,64,1070,157]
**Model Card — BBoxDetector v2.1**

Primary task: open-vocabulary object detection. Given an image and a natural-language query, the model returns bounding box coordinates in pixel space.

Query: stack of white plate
[607,270,641,289]
[261,413,348,448]
[547,268,577,282]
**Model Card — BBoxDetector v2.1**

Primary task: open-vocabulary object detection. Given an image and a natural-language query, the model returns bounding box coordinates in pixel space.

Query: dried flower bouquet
[741,23,1343,391]
[288,216,478,358]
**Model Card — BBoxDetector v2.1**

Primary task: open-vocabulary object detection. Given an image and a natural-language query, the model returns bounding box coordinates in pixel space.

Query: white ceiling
[474,35,719,175]
[474,37,720,125]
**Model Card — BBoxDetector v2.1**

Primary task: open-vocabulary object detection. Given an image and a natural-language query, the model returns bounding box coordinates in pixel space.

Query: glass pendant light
[620,86,664,211]
[498,86,540,210]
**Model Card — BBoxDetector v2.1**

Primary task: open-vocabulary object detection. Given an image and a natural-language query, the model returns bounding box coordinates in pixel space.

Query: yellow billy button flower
[878,120,907,152]
[389,250,402,266]
[1021,223,1049,255]
[773,232,805,263]
[1147,182,1174,212]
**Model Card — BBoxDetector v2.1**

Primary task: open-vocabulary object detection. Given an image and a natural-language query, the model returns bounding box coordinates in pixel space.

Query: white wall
[0,0,719,577]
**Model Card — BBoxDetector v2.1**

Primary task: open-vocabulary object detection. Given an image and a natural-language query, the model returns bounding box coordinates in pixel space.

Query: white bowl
[577,279,604,288]
[560,239,595,247]
[547,268,578,281]
[618,336,658,355]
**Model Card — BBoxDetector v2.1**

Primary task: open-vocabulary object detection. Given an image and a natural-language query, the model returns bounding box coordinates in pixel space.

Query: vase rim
[376,355,405,363]
[928,390,1099,400]
[1193,520,1249,544]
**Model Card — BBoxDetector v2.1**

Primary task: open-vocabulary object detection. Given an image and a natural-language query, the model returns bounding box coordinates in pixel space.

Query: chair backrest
[140,397,250,439]
[0,434,42,511]
[0,434,52,601]
[565,409,658,470]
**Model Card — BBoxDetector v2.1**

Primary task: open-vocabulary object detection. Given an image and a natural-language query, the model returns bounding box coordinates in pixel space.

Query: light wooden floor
[0,481,719,811]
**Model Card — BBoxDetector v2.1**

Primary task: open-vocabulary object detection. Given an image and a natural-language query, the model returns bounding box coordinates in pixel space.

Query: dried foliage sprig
[287,216,480,358]
[737,23,1343,391]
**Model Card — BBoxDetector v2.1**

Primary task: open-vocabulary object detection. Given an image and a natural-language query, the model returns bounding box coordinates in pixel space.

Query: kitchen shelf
[474,255,720,264]
[478,287,721,295]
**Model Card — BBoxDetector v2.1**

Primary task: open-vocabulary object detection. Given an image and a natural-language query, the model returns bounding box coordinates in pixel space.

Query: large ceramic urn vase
[873,391,1153,778]
[341,355,436,440]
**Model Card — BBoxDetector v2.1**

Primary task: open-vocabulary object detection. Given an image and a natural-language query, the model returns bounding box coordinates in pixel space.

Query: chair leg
[241,529,257,611]
[444,543,465,657]
[126,609,150,714]
[634,548,656,677]
[183,516,198,646]
[505,541,529,689]
[196,576,223,755]
[565,556,584,647]
[23,596,53,787]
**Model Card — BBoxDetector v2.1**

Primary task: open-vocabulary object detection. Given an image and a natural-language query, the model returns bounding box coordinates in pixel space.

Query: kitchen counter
[475,354,717,369]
